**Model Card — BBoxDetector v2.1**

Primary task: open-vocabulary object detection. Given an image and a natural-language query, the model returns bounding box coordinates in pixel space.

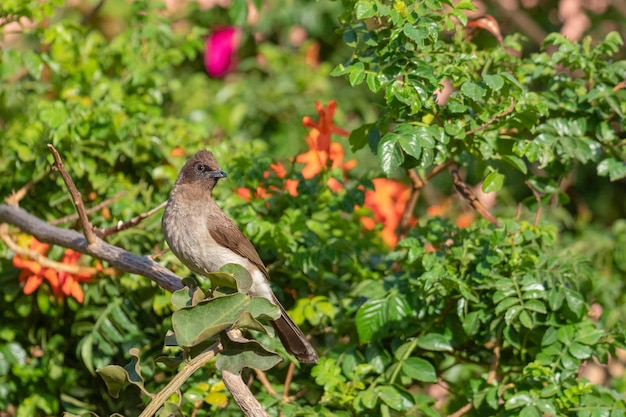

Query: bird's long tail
[270,297,319,363]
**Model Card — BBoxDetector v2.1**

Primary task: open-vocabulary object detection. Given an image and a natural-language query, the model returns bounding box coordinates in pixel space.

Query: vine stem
[138,346,218,417]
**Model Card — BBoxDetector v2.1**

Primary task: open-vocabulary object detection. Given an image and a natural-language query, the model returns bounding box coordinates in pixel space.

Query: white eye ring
[194,163,206,173]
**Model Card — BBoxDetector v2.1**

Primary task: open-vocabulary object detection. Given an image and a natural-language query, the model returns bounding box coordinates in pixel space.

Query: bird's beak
[208,170,227,179]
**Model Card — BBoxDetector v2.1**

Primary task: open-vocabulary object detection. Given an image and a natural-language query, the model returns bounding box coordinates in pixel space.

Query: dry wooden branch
[51,191,126,225]
[0,204,183,292]
[450,168,501,227]
[524,180,543,227]
[465,97,515,136]
[222,370,270,417]
[47,144,97,245]
[96,201,167,238]
[396,160,456,241]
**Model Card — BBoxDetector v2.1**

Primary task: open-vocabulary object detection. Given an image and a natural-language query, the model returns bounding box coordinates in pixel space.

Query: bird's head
[175,150,227,191]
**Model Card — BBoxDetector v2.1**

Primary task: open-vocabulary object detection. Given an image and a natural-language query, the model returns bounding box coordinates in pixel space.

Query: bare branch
[447,403,474,417]
[254,369,277,395]
[139,345,219,417]
[396,160,456,241]
[0,204,183,292]
[450,168,501,227]
[222,370,270,417]
[96,201,167,238]
[524,180,542,227]
[465,97,515,136]
[47,144,97,245]
[51,191,126,225]
[0,224,113,276]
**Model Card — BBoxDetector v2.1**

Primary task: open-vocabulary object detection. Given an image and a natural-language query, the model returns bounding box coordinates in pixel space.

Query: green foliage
[1,0,625,416]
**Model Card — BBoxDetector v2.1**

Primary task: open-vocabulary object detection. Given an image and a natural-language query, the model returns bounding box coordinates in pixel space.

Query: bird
[162,149,318,363]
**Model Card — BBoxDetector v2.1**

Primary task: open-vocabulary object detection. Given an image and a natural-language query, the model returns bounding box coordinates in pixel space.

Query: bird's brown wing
[208,219,270,279]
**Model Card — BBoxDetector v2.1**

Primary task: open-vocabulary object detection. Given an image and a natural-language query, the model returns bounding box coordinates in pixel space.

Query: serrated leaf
[172,293,249,347]
[460,81,486,101]
[483,74,504,91]
[355,298,387,343]
[386,293,411,321]
[377,134,404,176]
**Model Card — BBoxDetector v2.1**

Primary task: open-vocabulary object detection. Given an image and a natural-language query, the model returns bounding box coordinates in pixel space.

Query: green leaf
[376,385,415,411]
[483,171,504,193]
[401,357,438,382]
[460,81,486,101]
[218,263,253,293]
[355,0,376,19]
[483,74,504,91]
[215,336,281,373]
[157,402,183,417]
[172,293,249,346]
[386,293,411,321]
[502,155,528,174]
[377,134,404,176]
[506,391,533,409]
[396,126,422,160]
[416,333,453,352]
[96,365,130,398]
[355,298,387,343]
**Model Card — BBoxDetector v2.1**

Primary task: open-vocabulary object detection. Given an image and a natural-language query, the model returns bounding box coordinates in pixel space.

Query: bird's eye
[194,163,206,173]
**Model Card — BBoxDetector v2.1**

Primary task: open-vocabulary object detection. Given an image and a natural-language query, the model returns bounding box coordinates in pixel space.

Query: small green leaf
[502,155,528,174]
[377,134,404,177]
[505,391,533,409]
[96,365,130,398]
[483,74,504,91]
[376,385,415,411]
[355,0,376,19]
[460,81,486,101]
[416,333,453,352]
[355,298,387,343]
[483,171,504,193]
[401,357,437,382]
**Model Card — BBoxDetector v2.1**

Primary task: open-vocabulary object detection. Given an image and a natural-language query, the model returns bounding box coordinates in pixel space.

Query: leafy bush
[1,0,625,416]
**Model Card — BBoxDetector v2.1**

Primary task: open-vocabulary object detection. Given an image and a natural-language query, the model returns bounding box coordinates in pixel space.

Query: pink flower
[204,26,240,78]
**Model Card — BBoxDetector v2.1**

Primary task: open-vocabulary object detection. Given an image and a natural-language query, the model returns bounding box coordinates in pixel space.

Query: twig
[50,191,126,225]
[0,224,114,276]
[0,204,183,292]
[254,369,277,395]
[486,342,501,384]
[447,402,474,417]
[223,370,270,417]
[96,201,167,238]
[465,97,515,136]
[47,144,97,245]
[524,180,542,227]
[139,345,219,417]
[396,160,456,240]
[450,168,501,227]
[5,181,34,207]
[283,361,296,402]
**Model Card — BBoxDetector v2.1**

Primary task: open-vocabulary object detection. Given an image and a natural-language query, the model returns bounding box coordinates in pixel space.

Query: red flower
[362,178,412,247]
[301,100,349,154]
[13,238,95,303]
